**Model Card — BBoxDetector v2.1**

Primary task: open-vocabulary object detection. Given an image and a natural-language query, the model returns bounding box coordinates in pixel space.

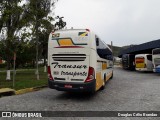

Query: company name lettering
[61,71,87,77]
[52,62,87,69]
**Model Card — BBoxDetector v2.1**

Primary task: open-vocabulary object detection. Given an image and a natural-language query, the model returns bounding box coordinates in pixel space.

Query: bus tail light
[48,66,54,80]
[85,66,95,82]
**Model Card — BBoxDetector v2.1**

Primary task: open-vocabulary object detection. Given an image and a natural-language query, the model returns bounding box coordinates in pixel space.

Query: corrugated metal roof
[118,39,160,57]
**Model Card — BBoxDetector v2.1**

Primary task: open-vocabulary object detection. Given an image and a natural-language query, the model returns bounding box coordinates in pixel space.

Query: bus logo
[2,112,11,117]
[78,32,88,36]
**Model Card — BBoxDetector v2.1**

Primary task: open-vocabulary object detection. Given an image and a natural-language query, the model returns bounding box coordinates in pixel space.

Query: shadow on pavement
[55,91,98,101]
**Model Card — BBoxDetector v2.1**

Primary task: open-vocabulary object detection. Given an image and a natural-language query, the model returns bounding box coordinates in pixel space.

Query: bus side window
[105,55,113,61]
[147,55,152,61]
[96,38,99,46]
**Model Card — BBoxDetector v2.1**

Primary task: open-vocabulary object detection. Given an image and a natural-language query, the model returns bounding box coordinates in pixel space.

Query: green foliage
[0,0,28,69]
[0,0,57,69]
[108,45,122,57]
[0,63,6,69]
[25,0,55,68]
[25,0,55,33]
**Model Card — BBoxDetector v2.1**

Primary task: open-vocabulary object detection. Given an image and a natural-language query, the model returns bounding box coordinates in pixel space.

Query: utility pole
[36,29,39,80]
[13,52,16,88]
[111,41,114,63]
[111,41,113,54]
[35,1,39,80]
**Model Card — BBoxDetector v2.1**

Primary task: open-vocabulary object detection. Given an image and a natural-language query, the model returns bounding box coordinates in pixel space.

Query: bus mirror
[96,38,99,46]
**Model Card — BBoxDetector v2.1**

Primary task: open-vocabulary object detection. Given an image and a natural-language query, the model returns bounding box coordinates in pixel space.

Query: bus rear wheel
[110,72,113,79]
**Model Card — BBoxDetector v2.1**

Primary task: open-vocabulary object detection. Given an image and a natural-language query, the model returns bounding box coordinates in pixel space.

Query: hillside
[108,45,122,57]
[107,45,136,57]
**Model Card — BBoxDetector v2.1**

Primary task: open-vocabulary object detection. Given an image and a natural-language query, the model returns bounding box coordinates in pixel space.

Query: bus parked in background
[48,29,113,93]
[122,54,135,70]
[135,54,153,72]
[152,48,160,73]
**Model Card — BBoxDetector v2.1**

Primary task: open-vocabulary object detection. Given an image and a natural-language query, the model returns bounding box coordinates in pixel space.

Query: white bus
[48,29,113,93]
[152,48,160,73]
[135,54,153,71]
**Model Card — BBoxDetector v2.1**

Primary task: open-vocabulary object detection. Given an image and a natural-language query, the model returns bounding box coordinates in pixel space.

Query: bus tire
[90,90,96,94]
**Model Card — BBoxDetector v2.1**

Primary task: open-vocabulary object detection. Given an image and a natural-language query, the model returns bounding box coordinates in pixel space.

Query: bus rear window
[135,57,145,63]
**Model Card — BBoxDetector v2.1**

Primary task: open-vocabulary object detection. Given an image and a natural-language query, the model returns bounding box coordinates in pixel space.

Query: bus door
[146,55,153,70]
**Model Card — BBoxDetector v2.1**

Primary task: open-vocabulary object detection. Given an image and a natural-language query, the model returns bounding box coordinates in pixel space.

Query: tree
[54,16,66,30]
[0,0,27,80]
[39,20,54,67]
[25,0,56,79]
[0,0,57,80]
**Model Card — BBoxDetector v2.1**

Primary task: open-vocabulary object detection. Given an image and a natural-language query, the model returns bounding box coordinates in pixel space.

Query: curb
[0,86,48,97]
[0,88,15,97]
[15,85,48,95]
[15,88,34,95]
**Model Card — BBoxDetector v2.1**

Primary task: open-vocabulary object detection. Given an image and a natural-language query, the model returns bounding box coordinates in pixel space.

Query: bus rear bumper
[136,68,152,71]
[48,79,96,92]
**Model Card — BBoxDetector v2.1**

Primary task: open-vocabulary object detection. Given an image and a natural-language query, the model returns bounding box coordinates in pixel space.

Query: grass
[0,68,5,71]
[0,67,48,90]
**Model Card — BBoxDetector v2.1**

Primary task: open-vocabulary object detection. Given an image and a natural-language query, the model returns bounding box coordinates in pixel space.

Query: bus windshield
[135,57,145,63]
[153,48,160,55]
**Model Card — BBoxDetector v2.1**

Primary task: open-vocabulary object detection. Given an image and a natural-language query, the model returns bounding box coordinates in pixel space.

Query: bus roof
[53,29,91,33]
[135,54,151,57]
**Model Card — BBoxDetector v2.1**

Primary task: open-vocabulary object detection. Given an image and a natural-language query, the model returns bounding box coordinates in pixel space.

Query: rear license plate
[64,85,72,88]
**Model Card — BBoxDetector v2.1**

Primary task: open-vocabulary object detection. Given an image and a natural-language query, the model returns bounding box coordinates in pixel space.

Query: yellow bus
[48,29,113,93]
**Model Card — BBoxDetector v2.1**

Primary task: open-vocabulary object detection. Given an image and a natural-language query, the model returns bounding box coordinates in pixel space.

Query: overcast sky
[55,0,160,47]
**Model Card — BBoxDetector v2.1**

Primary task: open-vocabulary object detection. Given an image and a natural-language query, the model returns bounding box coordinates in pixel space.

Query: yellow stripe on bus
[102,63,107,70]
[80,32,88,36]
[95,71,113,91]
[136,63,145,68]
[96,72,103,91]
[58,39,73,46]
[106,71,112,82]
